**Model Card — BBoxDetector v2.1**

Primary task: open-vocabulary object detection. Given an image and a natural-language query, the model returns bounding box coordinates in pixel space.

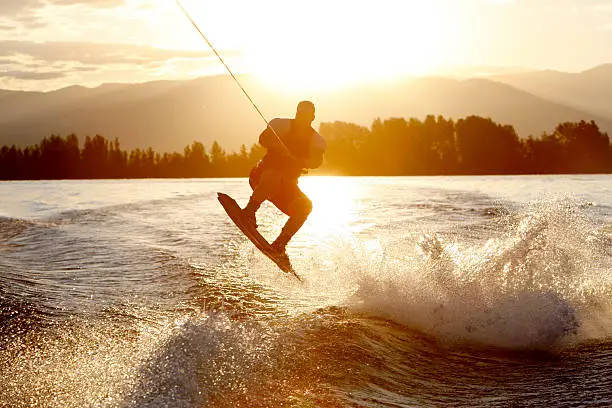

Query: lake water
[0,175,611,407]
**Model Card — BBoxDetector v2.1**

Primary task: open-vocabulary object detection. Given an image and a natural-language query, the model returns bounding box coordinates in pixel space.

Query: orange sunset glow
[1,0,610,92]
[0,1,611,407]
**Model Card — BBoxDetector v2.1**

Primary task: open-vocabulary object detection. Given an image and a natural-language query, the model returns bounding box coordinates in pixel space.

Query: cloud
[72,66,100,72]
[0,41,211,66]
[0,41,226,90]
[49,0,125,7]
[0,0,41,16]
[0,61,101,82]
[0,0,125,17]
[0,0,128,30]
[0,70,67,80]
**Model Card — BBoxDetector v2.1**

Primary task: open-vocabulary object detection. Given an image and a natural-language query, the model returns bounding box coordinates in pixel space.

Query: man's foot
[272,247,291,268]
[241,209,258,230]
[271,239,293,270]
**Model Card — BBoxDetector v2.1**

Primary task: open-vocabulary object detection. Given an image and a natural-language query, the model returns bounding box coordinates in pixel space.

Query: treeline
[0,115,610,180]
[0,135,266,179]
[321,115,612,175]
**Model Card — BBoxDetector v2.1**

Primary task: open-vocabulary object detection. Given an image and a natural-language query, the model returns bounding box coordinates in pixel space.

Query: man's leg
[242,168,282,227]
[271,195,312,254]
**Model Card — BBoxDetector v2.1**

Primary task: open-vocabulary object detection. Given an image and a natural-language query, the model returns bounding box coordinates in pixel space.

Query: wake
[344,199,612,350]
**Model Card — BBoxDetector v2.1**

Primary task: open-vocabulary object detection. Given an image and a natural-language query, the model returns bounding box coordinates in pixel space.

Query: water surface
[0,175,611,407]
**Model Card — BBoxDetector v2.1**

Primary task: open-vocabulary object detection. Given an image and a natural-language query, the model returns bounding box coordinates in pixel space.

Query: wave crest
[347,200,612,350]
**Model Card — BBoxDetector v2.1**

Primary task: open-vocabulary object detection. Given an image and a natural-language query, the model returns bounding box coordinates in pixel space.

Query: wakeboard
[217,192,301,281]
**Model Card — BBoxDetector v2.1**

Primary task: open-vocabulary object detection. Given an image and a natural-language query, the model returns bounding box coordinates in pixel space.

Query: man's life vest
[258,118,326,177]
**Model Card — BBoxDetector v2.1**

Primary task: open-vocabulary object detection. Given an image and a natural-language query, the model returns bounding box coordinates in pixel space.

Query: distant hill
[0,76,265,153]
[489,64,612,118]
[317,77,612,140]
[0,73,611,152]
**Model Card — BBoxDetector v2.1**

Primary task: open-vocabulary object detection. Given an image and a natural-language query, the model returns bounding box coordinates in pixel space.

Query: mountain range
[0,65,611,152]
[490,64,612,118]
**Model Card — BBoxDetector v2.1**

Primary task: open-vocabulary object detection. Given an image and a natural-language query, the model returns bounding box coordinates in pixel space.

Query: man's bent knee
[288,196,312,220]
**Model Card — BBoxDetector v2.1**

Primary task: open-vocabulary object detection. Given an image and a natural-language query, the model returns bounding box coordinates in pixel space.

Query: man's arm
[301,149,324,169]
[259,120,291,157]
[302,131,326,169]
[259,121,326,170]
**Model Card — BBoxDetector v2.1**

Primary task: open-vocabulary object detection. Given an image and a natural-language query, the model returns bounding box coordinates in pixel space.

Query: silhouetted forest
[0,115,610,180]
[0,135,265,180]
[322,115,612,175]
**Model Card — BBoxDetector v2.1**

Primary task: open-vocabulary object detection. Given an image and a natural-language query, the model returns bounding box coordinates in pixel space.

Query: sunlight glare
[299,177,361,240]
[249,0,454,91]
[153,0,455,91]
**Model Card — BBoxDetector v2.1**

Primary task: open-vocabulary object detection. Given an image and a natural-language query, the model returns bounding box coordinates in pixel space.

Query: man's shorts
[249,165,307,217]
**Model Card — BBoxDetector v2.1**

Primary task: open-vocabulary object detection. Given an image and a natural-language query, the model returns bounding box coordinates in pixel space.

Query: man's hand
[291,156,309,169]
[275,151,307,169]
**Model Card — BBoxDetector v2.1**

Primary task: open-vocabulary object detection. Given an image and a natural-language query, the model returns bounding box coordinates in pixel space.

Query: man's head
[295,100,315,126]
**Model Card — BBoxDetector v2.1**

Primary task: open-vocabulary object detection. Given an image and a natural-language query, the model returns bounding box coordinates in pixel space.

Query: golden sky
[1,0,611,91]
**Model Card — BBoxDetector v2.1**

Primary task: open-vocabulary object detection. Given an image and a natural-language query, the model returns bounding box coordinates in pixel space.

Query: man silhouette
[242,101,326,261]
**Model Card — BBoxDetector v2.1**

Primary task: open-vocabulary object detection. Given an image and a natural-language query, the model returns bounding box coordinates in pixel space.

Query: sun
[159,0,455,92]
[245,0,454,92]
